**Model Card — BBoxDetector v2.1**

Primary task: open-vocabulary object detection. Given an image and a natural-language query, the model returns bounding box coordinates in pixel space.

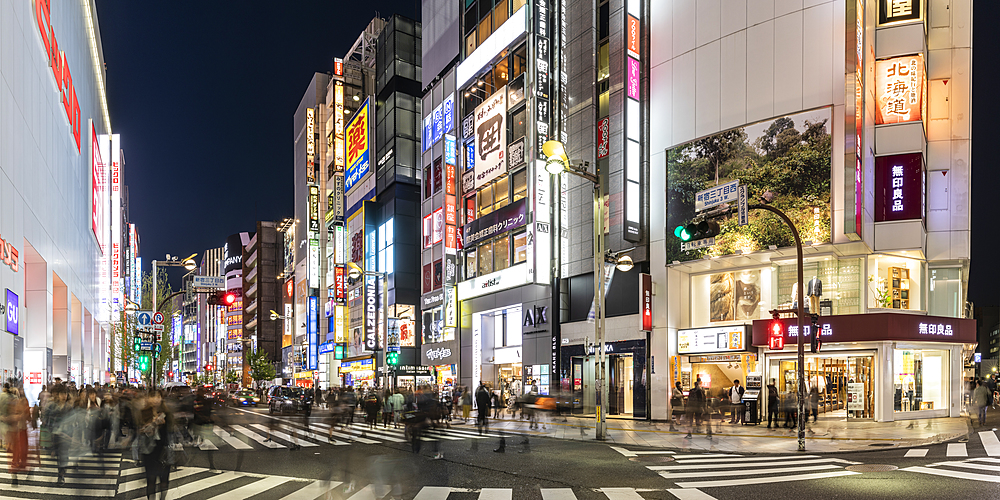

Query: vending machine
[743,374,762,425]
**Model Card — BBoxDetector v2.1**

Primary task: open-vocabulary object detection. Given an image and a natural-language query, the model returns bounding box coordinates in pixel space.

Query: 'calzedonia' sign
[34,0,82,151]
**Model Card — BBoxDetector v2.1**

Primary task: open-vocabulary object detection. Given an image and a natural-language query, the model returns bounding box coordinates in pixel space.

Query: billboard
[345,97,372,191]
[875,55,924,125]
[308,296,318,370]
[91,124,106,253]
[110,134,122,311]
[875,153,924,222]
[666,108,832,263]
[474,86,507,189]
[334,82,345,171]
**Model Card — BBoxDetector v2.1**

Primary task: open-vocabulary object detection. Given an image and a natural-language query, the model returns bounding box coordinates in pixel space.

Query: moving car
[267,386,313,416]
[229,389,260,407]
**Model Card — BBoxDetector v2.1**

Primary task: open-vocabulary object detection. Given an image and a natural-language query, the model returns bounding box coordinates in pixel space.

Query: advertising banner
[334,82,345,171]
[875,153,924,222]
[640,273,652,331]
[875,54,924,125]
[308,296,318,370]
[474,86,507,189]
[345,97,372,191]
[677,326,748,354]
[463,198,527,247]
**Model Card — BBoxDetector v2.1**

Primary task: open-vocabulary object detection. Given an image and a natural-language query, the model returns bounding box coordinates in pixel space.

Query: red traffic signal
[768,319,785,351]
[222,292,236,306]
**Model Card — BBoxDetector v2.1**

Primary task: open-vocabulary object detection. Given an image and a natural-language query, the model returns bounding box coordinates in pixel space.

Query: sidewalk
[453,410,982,454]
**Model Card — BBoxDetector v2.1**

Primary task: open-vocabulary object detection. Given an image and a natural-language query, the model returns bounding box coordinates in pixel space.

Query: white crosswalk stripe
[116,465,326,499]
[900,430,1000,457]
[947,443,968,457]
[902,457,1000,483]
[904,449,929,457]
[981,430,1000,456]
[0,452,121,498]
[646,453,859,489]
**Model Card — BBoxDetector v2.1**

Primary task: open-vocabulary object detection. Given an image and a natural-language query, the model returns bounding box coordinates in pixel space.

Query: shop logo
[481,277,500,289]
[426,347,452,361]
[523,305,548,327]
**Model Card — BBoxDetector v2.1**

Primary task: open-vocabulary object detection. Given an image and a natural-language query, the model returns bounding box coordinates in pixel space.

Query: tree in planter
[248,349,277,391]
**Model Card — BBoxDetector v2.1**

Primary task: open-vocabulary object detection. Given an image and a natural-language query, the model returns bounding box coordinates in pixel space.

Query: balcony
[246,281,258,298]
[245,265,258,283]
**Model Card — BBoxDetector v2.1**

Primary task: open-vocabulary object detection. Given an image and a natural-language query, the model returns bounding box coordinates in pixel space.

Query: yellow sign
[294,370,313,379]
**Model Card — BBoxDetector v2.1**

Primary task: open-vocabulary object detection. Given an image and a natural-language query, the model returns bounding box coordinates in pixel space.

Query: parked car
[267,386,313,416]
[228,389,260,407]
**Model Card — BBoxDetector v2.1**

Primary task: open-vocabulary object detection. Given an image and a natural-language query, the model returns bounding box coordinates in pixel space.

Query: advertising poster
[473,86,507,189]
[847,382,865,410]
[709,271,760,322]
[667,108,832,263]
[345,97,371,191]
[875,55,924,125]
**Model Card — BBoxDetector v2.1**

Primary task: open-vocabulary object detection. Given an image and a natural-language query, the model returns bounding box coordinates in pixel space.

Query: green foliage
[248,349,277,387]
[225,371,241,385]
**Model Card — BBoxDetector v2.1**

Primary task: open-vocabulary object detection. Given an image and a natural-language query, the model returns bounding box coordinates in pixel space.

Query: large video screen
[666,108,832,263]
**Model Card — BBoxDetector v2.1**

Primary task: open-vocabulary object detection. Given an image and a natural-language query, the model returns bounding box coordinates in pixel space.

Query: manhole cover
[846,464,899,472]
[628,456,675,463]
[867,443,894,447]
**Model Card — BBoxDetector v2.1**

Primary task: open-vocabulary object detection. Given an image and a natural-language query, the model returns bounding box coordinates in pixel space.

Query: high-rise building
[242,221,284,380]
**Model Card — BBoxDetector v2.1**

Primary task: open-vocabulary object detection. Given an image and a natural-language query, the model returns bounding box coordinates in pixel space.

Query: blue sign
[465,140,475,171]
[422,115,432,153]
[443,95,454,137]
[695,180,740,211]
[422,94,455,153]
[137,311,151,325]
[318,342,335,355]
[444,134,457,166]
[308,296,319,370]
[5,289,17,335]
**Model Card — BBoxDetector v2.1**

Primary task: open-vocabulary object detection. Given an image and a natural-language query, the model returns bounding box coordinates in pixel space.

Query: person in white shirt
[729,380,745,424]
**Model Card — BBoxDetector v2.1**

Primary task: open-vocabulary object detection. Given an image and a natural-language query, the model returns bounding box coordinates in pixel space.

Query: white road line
[276,479,342,500]
[223,475,300,499]
[168,470,242,497]
[250,424,319,447]
[420,429,467,441]
[672,455,820,464]
[0,471,116,485]
[980,430,1000,457]
[309,423,382,444]
[214,426,254,450]
[231,424,285,448]
[341,424,419,441]
[658,464,842,479]
[633,450,678,455]
[903,465,1000,483]
[199,437,220,450]
[648,458,840,471]
[904,449,929,457]
[345,484,380,499]
[479,488,513,500]
[675,470,859,488]
[610,446,636,457]
[668,454,742,459]
[929,460,1000,473]
[0,483,115,497]
[277,423,350,445]
[668,489,720,500]
[970,457,1000,464]
[601,488,644,500]
[117,466,206,494]
[540,487,578,500]
[412,486,453,500]
[947,443,968,457]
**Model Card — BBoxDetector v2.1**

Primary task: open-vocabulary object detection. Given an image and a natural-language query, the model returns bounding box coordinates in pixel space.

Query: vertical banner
[308,296,318,370]
[845,0,866,240]
[473,87,507,188]
[334,82,345,171]
[306,108,316,184]
[110,134,122,312]
[444,134,458,255]
[534,166,551,284]
[640,273,652,331]
[534,0,551,156]
[623,0,643,242]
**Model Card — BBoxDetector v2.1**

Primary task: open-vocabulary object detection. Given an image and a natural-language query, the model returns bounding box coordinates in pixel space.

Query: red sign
[445,163,456,196]
[28,372,42,384]
[91,125,105,252]
[334,266,346,301]
[34,0,81,151]
[640,273,652,331]
[752,313,976,347]
[597,117,610,159]
[627,15,640,57]
[286,279,294,299]
[333,58,344,77]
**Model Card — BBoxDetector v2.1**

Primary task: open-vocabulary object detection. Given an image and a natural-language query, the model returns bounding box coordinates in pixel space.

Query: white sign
[425,347,453,361]
[152,312,164,325]
[847,382,865,410]
[695,180,739,211]
[474,86,507,189]
[456,262,529,301]
[738,185,748,226]
[677,326,747,354]
[680,237,715,252]
[193,276,225,289]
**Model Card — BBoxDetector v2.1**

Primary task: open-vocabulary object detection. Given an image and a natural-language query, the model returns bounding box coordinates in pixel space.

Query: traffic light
[674,220,721,242]
[208,290,238,306]
[133,335,141,352]
[810,314,822,353]
[386,351,399,366]
[768,317,785,351]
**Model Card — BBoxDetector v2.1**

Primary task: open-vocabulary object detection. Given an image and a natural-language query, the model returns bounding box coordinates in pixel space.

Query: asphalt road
[3,405,1000,499]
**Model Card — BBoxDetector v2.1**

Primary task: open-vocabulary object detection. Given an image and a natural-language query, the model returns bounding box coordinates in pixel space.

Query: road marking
[648,458,840,471]
[309,422,382,444]
[231,424,286,448]
[970,457,1000,464]
[601,488,645,500]
[276,423,350,445]
[540,488,579,500]
[947,443,968,457]
[169,470,242,497]
[672,455,820,464]
[214,426,253,449]
[224,475,300,499]
[980,430,1000,457]
[479,488,513,500]
[675,470,859,488]
[929,460,1000,473]
[250,424,319,447]
[0,471,118,485]
[198,436,219,450]
[0,483,115,497]
[657,464,841,479]
[412,486,452,500]
[610,446,636,456]
[668,489,719,500]
[276,479,342,500]
[117,466,206,494]
[904,449,928,457]
[668,454,742,459]
[903,465,1000,483]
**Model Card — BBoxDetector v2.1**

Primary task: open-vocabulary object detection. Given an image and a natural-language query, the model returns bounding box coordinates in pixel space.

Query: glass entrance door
[847,355,875,419]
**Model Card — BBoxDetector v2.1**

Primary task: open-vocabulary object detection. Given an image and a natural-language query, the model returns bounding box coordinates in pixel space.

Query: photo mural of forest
[666,107,833,263]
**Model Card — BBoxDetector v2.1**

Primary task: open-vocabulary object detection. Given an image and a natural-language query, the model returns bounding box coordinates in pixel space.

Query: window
[894,349,948,413]
[466,249,478,280]
[433,259,443,289]
[433,157,443,193]
[510,106,526,143]
[424,164,432,199]
[432,208,444,245]
[478,15,491,46]
[478,240,494,276]
[494,175,509,209]
[378,218,394,275]
[929,268,962,317]
[466,31,477,57]
[598,42,610,82]
[423,263,432,293]
[510,44,527,81]
[494,0,509,28]
[512,169,527,202]
[513,230,528,264]
[474,174,516,220]
[478,183,494,216]
[423,214,433,248]
[494,234,509,272]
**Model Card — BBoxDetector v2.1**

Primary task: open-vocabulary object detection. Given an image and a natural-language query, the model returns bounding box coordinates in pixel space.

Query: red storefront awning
[751,313,976,347]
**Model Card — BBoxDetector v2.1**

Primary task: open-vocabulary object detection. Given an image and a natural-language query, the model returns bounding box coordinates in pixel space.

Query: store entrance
[768,353,875,420]
[609,354,634,416]
[495,363,523,408]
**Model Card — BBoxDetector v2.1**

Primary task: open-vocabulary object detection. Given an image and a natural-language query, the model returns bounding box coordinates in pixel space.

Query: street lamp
[146,253,197,388]
[543,139,610,440]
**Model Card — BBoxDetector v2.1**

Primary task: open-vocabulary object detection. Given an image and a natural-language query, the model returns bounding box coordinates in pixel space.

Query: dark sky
[98,2,998,307]
[96,1,418,286]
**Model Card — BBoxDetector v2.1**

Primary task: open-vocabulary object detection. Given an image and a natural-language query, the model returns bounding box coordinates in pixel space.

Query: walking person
[685,380,708,439]
[389,389,404,429]
[4,388,30,487]
[383,390,393,428]
[728,380,745,424]
[973,379,991,426]
[669,382,684,431]
[138,390,173,500]
[460,388,472,424]
[809,386,820,423]
[766,379,780,429]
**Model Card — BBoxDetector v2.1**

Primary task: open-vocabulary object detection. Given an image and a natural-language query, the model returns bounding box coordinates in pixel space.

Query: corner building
[650,1,974,422]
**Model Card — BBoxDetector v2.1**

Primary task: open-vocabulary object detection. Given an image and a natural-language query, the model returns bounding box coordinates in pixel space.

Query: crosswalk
[901,457,1000,484]
[903,429,1000,458]
[0,450,121,498]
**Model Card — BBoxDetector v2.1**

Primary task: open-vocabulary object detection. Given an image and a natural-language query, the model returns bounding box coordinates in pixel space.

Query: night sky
[97,2,999,307]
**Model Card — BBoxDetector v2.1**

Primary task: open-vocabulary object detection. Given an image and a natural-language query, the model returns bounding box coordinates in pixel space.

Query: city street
[2,407,999,499]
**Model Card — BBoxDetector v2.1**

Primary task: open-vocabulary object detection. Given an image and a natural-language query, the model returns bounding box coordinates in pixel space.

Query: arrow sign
[153,312,165,325]
[137,311,152,326]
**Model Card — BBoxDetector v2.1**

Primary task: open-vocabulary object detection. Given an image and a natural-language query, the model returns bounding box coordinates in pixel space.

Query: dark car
[268,386,312,416]
[228,389,260,407]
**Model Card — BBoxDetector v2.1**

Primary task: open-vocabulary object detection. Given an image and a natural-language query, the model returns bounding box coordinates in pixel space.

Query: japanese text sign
[875,55,924,125]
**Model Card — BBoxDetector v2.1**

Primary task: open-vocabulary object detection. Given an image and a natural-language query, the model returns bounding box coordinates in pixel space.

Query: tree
[248,349,277,389]
[695,128,748,184]
[224,371,241,385]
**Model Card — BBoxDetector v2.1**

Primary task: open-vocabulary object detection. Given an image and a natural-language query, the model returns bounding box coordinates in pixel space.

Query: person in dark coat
[766,379,780,429]
[685,380,710,439]
[475,383,492,435]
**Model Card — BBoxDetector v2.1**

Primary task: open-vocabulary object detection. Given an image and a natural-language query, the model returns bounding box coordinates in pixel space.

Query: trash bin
[742,391,760,425]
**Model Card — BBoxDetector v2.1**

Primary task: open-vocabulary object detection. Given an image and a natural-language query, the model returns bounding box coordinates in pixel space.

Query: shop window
[433,156,443,193]
[491,307,523,348]
[423,306,443,343]
[771,258,862,320]
[494,234,510,272]
[433,259,443,289]
[466,248,478,280]
[894,349,948,412]
[513,230,528,265]
[928,268,962,317]
[478,240,494,276]
[378,218,394,275]
[868,255,923,311]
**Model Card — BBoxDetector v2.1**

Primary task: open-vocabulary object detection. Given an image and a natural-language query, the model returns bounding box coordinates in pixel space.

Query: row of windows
[464,0,527,58]
[465,229,528,280]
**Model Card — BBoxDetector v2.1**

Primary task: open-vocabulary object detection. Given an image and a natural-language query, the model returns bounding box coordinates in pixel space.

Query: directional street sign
[680,237,716,252]
[695,180,739,212]
[140,342,153,351]
[738,185,748,226]
[193,276,226,289]
[153,312,164,325]
[137,311,152,326]
[137,324,164,333]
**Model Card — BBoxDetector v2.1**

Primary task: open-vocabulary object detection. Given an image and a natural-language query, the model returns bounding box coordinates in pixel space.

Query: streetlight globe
[270,311,279,321]
[183,259,197,271]
[615,255,634,272]
[545,157,566,175]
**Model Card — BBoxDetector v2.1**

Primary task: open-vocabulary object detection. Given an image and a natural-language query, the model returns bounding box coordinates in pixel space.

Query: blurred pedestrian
[4,388,30,487]
[670,382,684,431]
[685,380,710,439]
[138,390,173,500]
[389,389,404,429]
[809,386,819,423]
[383,390,393,428]
[460,388,472,423]
[766,379,780,429]
[0,383,11,450]
[973,379,991,426]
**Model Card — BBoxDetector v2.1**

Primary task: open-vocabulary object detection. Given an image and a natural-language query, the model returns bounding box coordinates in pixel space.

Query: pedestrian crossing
[901,457,1000,484]
[0,451,121,498]
[902,429,1000,458]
